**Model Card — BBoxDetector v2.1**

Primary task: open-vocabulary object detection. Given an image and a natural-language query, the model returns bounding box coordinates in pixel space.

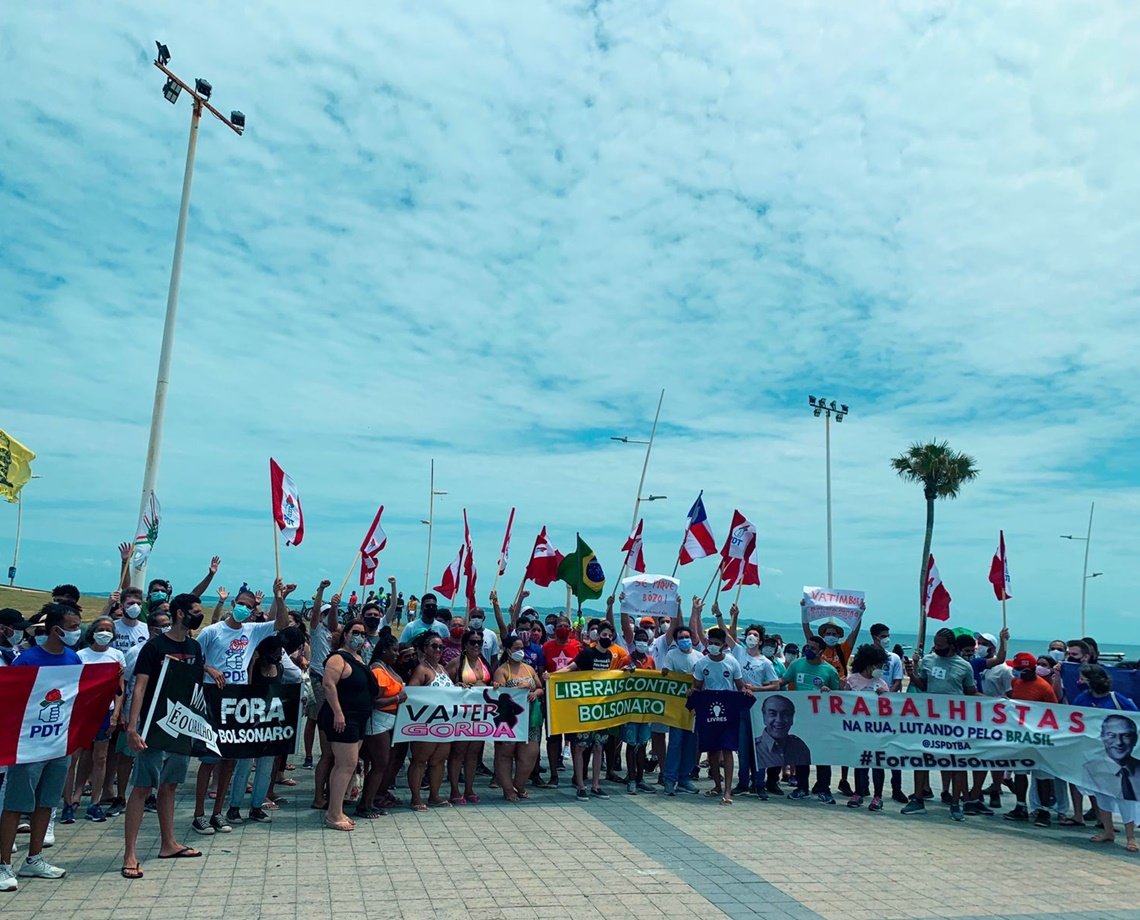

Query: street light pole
[628,389,665,534]
[7,475,41,587]
[423,459,448,594]
[132,43,244,589]
[1061,501,1096,635]
[808,397,848,588]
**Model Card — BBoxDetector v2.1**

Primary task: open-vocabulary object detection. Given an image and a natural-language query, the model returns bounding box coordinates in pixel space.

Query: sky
[3,2,1140,643]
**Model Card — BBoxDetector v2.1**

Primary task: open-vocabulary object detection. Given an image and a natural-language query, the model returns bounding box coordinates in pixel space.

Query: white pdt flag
[131,490,162,570]
[269,458,305,546]
[924,554,951,621]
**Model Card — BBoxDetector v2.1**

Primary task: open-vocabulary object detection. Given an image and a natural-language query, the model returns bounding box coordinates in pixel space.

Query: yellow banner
[546,669,695,734]
[0,428,35,503]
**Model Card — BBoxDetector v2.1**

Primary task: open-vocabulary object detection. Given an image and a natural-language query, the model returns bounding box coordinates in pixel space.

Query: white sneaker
[0,863,16,892]
[43,819,55,848]
[16,820,30,834]
[18,855,66,879]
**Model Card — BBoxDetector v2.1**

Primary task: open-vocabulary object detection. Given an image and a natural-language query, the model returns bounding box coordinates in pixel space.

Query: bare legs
[325,740,362,829]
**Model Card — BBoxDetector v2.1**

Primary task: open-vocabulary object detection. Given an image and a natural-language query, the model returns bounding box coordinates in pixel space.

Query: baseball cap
[977,632,997,648]
[0,608,30,630]
[1008,652,1037,670]
[639,617,655,627]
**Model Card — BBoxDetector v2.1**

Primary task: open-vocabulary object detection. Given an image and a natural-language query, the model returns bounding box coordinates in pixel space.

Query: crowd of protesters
[1,554,1137,891]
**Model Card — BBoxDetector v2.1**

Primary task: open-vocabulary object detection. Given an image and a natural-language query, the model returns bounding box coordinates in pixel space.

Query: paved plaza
[3,759,1138,920]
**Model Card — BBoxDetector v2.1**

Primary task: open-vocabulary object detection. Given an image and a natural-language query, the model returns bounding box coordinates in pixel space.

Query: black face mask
[184,611,204,631]
[599,637,612,649]
[421,607,437,622]
[934,646,953,657]
[364,617,381,631]
[1020,668,1035,680]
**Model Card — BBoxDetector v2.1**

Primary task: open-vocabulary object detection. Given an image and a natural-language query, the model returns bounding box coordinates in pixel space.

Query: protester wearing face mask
[491,636,543,802]
[999,652,1059,826]
[564,621,622,800]
[689,626,752,804]
[729,625,779,798]
[0,608,30,666]
[839,644,891,809]
[541,616,582,788]
[467,606,500,662]
[113,590,150,655]
[191,580,293,836]
[780,636,840,803]
[1,604,82,891]
[400,593,449,643]
[407,631,454,811]
[661,617,705,796]
[902,627,976,820]
[617,628,658,795]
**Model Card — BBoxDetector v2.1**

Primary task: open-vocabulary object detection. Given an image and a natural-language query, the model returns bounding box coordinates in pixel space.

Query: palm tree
[890,441,979,651]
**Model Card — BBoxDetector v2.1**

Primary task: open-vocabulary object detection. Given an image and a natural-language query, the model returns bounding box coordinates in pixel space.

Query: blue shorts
[621,722,652,745]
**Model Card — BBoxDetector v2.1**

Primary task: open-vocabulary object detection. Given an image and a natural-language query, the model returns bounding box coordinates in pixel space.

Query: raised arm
[619,594,634,646]
[690,597,706,647]
[309,579,331,629]
[271,577,295,631]
[491,590,509,637]
[117,542,133,593]
[190,556,222,598]
[384,576,399,624]
[211,586,229,624]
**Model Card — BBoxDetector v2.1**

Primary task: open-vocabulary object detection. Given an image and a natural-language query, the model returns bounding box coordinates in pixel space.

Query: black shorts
[317,703,368,744]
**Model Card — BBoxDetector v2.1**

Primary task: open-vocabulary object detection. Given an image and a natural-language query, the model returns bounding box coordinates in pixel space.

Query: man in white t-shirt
[189,579,293,836]
[113,589,150,656]
[662,616,705,796]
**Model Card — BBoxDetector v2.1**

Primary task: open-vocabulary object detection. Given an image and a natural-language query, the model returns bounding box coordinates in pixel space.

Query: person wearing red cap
[1003,651,1058,826]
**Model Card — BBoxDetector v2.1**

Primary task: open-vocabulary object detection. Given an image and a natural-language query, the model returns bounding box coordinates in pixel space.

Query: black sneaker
[209,813,233,833]
[940,791,953,804]
[891,790,910,805]
[143,795,158,814]
[962,800,994,816]
[590,787,610,799]
[302,757,313,770]
[225,807,243,824]
[576,787,589,801]
[1004,805,1029,822]
[248,808,272,823]
[766,783,785,797]
[731,783,750,796]
[836,780,854,797]
[751,785,769,801]
[1033,809,1051,828]
[989,792,1002,810]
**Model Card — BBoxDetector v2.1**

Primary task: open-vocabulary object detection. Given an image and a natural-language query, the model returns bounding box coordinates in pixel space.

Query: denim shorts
[621,722,653,745]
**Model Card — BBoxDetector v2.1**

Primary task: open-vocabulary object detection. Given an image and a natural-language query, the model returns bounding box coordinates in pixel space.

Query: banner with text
[393,686,530,743]
[547,669,694,735]
[749,690,1140,804]
[204,683,301,759]
[141,658,220,757]
[620,575,680,620]
[801,587,864,635]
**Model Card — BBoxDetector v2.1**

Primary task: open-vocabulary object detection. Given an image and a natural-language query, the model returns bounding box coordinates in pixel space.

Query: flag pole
[733,579,745,609]
[337,550,362,598]
[1001,596,1007,631]
[564,584,572,621]
[671,488,701,579]
[608,561,628,604]
[701,560,724,603]
[272,522,280,581]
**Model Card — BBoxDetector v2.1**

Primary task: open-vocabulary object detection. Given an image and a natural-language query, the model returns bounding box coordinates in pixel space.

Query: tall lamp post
[422,459,448,594]
[131,41,245,588]
[1061,500,1097,635]
[807,396,849,588]
[7,475,41,587]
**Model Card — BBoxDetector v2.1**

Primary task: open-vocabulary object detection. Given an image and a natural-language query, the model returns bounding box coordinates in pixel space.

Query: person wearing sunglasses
[445,628,491,805]
[317,620,379,831]
[406,632,454,811]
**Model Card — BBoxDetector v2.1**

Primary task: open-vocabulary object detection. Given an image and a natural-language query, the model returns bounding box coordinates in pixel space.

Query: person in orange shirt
[802,612,861,795]
[1003,652,1058,827]
[357,631,406,819]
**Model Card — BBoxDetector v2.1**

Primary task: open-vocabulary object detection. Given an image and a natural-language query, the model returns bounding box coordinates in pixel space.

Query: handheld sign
[620,574,680,619]
[802,586,865,637]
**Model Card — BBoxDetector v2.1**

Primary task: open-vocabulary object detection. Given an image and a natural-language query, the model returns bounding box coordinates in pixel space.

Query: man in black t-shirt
[565,621,619,801]
[121,594,207,878]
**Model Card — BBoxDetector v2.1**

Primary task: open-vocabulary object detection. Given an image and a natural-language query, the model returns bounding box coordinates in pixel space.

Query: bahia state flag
[557,534,605,601]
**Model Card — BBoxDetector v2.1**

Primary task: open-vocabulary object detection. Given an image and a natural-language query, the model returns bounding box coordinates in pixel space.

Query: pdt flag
[497,508,516,577]
[622,519,647,574]
[679,492,717,565]
[988,530,1011,601]
[462,509,478,610]
[0,664,120,766]
[925,554,952,621]
[719,510,760,591]
[269,458,305,546]
[524,527,564,587]
[435,546,464,601]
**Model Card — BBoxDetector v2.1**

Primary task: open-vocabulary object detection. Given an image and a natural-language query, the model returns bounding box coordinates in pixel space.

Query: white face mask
[823,635,841,647]
[707,644,723,656]
[35,634,49,647]
[61,628,82,647]
[634,641,649,654]
[125,603,142,619]
[510,649,525,663]
[1048,649,1065,663]
[761,645,776,658]
[745,635,760,649]
[588,628,599,642]
[470,618,484,629]
[93,631,114,647]
[645,627,655,639]
[871,668,884,679]
[159,625,172,634]
[545,623,555,636]
[877,636,891,647]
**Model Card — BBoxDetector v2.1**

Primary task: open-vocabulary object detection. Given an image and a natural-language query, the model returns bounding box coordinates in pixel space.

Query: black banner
[141,658,220,756]
[205,683,301,759]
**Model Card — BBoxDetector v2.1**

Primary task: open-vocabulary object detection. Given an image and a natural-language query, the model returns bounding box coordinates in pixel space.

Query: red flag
[269,458,304,546]
[988,530,1012,601]
[524,527,564,587]
[924,554,952,621]
[463,509,478,610]
[497,507,516,577]
[719,510,760,590]
[434,545,464,601]
[621,519,647,574]
[679,491,717,565]
[358,505,387,586]
[360,554,378,587]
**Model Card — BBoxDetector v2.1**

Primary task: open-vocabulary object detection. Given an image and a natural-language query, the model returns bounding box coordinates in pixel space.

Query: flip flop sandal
[1127,841,1139,853]
[703,789,723,797]
[1090,834,1115,844]
[354,806,384,819]
[411,803,428,813]
[465,792,481,804]
[428,800,453,808]
[515,789,530,800]
[158,846,202,859]
[121,864,144,879]
[448,795,467,806]
[1058,816,1086,827]
[324,818,354,831]
[277,778,298,787]
[720,797,733,806]
[285,763,296,771]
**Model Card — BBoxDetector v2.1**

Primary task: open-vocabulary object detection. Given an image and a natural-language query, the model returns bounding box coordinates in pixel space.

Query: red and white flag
[924,554,952,621]
[434,545,465,601]
[719,510,760,591]
[269,458,304,546]
[496,507,516,577]
[679,491,717,565]
[524,527,563,587]
[988,530,1012,601]
[0,664,120,766]
[622,519,647,574]
[463,509,478,610]
[358,505,387,586]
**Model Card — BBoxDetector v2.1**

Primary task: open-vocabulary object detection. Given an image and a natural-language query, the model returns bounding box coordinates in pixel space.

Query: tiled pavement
[3,759,1139,920]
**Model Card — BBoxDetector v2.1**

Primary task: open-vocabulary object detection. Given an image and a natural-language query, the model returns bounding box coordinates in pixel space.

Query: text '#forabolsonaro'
[553,675,691,700]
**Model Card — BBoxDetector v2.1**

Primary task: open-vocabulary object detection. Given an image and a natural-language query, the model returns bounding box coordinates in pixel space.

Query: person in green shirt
[780,636,839,803]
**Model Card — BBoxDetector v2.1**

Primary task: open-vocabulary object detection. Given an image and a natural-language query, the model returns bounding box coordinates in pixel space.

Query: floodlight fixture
[155,41,171,65]
[194,77,212,99]
[162,78,181,104]
[813,407,821,417]
[808,396,817,406]
[230,110,245,130]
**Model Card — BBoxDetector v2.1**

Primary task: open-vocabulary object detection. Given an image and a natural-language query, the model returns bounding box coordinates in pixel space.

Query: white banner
[393,686,530,743]
[801,586,864,634]
[750,690,1140,807]
[620,574,679,620]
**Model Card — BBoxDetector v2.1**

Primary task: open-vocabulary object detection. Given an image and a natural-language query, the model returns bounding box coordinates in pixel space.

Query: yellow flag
[0,428,35,503]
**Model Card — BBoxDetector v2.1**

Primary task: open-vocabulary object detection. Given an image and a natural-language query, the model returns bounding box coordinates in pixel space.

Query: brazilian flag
[558,534,605,601]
